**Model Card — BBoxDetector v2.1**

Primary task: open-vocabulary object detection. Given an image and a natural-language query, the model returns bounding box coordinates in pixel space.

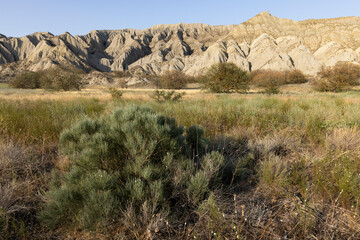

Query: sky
[1,0,360,37]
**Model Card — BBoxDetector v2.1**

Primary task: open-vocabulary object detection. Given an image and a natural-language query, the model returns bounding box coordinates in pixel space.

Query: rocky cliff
[1,11,360,79]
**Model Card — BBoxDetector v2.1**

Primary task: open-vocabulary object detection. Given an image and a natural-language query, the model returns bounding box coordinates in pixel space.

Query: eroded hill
[1,11,360,79]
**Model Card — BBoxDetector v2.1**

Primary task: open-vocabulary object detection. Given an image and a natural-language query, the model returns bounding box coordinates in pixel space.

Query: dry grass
[0,140,54,239]
[325,128,360,152]
[2,85,360,238]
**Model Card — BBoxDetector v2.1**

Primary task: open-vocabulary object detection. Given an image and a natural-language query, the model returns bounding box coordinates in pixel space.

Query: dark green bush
[202,62,250,93]
[39,106,227,233]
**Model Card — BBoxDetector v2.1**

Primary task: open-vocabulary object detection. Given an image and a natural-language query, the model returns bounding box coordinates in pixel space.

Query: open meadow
[1,84,360,239]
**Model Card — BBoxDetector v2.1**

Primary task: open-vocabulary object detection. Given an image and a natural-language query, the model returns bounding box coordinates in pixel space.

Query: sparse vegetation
[112,71,132,78]
[149,90,185,102]
[250,69,284,94]
[250,69,307,94]
[1,85,360,238]
[202,62,250,93]
[108,87,123,101]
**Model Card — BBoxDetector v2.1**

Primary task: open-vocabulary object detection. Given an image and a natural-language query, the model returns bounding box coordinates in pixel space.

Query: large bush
[203,62,250,93]
[159,70,188,89]
[10,72,43,89]
[283,69,307,84]
[40,66,83,91]
[39,106,228,234]
[313,62,360,92]
[9,66,83,91]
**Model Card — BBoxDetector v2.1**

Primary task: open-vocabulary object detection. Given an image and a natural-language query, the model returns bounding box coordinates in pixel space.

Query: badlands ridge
[1,11,360,80]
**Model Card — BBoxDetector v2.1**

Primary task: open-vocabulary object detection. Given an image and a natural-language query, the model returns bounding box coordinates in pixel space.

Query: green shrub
[188,171,210,205]
[149,90,185,102]
[188,152,224,205]
[203,62,250,93]
[159,70,188,89]
[10,72,43,89]
[40,169,119,229]
[313,62,360,92]
[39,106,219,232]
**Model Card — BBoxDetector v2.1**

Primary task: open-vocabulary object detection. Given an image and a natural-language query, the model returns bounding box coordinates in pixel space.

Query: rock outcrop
[1,12,360,80]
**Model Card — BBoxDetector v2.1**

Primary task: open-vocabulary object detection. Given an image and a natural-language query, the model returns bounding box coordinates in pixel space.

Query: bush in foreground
[203,62,250,93]
[39,106,229,235]
[313,62,360,92]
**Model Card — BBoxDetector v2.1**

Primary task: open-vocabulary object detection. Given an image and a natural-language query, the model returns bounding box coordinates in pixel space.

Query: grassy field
[1,85,360,239]
[0,83,9,89]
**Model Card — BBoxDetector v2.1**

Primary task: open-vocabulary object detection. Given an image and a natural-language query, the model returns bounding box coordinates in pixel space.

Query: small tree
[159,70,188,89]
[10,72,43,89]
[41,66,83,91]
[313,62,360,92]
[203,63,250,93]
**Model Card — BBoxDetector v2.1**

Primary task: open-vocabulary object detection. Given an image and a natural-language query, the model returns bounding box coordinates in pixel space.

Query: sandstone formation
[1,12,360,81]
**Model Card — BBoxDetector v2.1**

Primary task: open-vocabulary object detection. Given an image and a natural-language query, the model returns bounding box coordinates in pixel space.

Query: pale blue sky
[1,0,360,37]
